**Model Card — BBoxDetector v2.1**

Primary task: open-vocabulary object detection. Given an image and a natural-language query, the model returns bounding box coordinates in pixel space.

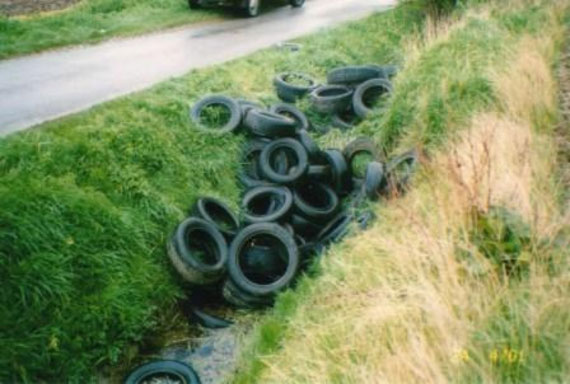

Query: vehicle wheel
[227,223,299,297]
[310,85,353,114]
[352,78,393,118]
[192,197,240,240]
[222,279,274,308]
[327,65,385,86]
[259,138,309,185]
[190,95,242,134]
[243,109,297,138]
[293,181,339,223]
[124,360,200,384]
[168,218,228,285]
[290,0,305,7]
[363,161,386,200]
[189,0,201,9]
[244,0,260,17]
[269,103,310,132]
[273,72,317,102]
[322,149,351,195]
[242,186,293,224]
[317,212,353,245]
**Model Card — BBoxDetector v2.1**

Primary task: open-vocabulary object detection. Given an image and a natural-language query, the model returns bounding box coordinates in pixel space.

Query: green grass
[0,0,221,59]
[230,1,570,383]
[0,5,423,382]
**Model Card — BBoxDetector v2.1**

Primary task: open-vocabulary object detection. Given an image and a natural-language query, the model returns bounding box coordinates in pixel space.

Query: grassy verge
[231,1,570,383]
[0,5,424,382]
[0,0,221,59]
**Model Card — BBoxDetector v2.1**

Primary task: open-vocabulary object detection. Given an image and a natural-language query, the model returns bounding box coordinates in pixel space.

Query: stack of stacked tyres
[169,64,418,309]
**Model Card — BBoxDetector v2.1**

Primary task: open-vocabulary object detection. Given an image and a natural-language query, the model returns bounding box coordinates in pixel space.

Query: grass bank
[0,5,423,382]
[232,1,570,383]
[0,0,220,59]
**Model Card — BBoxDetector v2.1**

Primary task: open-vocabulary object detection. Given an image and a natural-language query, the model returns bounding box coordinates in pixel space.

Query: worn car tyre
[353,78,393,118]
[290,214,322,239]
[332,107,359,130]
[273,72,317,102]
[190,95,242,134]
[124,360,200,384]
[242,186,293,224]
[310,85,353,114]
[293,181,339,223]
[244,109,297,137]
[237,99,264,115]
[168,218,228,285]
[228,223,299,297]
[259,138,309,184]
[343,137,382,184]
[327,65,385,85]
[290,0,305,7]
[317,212,353,245]
[363,161,386,200]
[192,197,240,240]
[297,129,320,160]
[385,149,419,194]
[269,103,310,132]
[190,307,233,329]
[222,278,273,308]
[238,139,274,189]
[322,149,351,194]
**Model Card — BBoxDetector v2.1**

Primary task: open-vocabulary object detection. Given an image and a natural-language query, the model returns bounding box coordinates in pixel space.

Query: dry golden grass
[252,28,570,384]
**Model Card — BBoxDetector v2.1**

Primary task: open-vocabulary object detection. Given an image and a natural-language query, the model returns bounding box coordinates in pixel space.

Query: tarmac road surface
[0,0,395,136]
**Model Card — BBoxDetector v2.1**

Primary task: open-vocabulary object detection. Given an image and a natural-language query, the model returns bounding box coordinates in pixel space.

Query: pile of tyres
[169,64,417,309]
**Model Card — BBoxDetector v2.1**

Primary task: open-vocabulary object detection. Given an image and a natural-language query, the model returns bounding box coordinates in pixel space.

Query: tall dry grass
[251,31,569,384]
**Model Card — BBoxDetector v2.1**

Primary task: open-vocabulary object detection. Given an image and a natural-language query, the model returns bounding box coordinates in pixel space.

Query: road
[0,0,394,136]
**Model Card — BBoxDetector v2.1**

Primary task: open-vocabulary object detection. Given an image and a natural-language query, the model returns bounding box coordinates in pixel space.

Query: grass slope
[231,1,570,383]
[0,5,423,382]
[0,0,219,59]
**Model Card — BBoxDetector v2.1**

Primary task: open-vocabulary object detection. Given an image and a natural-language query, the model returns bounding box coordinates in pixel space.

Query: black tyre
[363,161,386,200]
[192,197,240,240]
[293,181,339,223]
[322,149,351,194]
[269,103,310,132]
[273,72,317,102]
[222,278,274,308]
[385,149,419,195]
[352,78,393,118]
[241,243,286,277]
[307,164,331,180]
[190,307,233,329]
[317,212,353,245]
[237,99,264,115]
[190,95,242,134]
[310,85,353,114]
[327,65,385,86]
[242,186,293,224]
[244,109,297,137]
[124,360,200,384]
[290,214,322,239]
[343,137,382,184]
[168,218,228,285]
[290,0,305,7]
[228,223,299,297]
[238,139,273,189]
[332,107,359,130]
[259,138,309,185]
[297,129,321,160]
